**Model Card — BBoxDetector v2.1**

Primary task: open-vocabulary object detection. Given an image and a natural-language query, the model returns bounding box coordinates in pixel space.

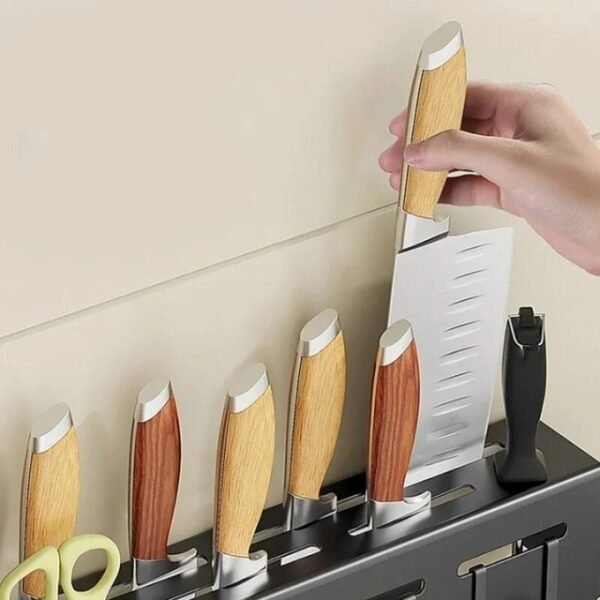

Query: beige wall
[1,0,599,576]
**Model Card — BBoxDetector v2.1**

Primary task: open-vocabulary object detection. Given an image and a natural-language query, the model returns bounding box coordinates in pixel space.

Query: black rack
[96,421,600,599]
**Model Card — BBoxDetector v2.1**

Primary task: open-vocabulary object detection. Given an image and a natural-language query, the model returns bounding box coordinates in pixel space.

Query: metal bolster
[369,492,432,529]
[348,491,432,536]
[132,549,199,589]
[213,550,268,589]
[396,212,450,253]
[284,493,337,531]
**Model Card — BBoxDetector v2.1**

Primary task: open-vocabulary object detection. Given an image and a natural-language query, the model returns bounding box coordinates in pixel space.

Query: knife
[128,379,198,590]
[212,363,275,589]
[388,21,513,486]
[494,307,548,485]
[284,308,346,530]
[20,403,80,599]
[350,321,430,535]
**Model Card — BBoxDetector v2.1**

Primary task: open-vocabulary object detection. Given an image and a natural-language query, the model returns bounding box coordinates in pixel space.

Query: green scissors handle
[0,534,120,600]
[0,546,60,600]
[59,534,120,600]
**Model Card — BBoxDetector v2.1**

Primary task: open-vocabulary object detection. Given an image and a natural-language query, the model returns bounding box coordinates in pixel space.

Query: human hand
[379,81,600,274]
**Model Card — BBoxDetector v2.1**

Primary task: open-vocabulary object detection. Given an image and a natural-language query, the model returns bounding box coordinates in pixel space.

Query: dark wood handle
[369,340,420,502]
[131,395,181,559]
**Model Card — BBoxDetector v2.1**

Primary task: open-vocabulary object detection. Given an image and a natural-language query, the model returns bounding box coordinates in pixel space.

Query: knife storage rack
[82,421,600,599]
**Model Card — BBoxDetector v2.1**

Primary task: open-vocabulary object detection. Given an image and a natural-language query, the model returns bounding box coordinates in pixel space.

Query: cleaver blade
[388,21,513,486]
[389,227,513,486]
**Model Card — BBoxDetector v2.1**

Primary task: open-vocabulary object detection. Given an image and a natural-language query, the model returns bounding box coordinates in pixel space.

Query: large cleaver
[388,21,513,486]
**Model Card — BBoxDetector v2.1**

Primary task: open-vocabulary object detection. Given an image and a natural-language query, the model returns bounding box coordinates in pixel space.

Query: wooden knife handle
[289,330,346,500]
[131,380,182,560]
[369,321,420,503]
[401,21,467,219]
[215,365,275,558]
[22,405,79,598]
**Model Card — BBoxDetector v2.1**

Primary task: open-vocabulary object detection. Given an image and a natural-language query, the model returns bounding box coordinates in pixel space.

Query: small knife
[212,363,275,590]
[129,379,198,589]
[494,307,548,485]
[284,308,346,530]
[20,403,80,599]
[350,321,430,535]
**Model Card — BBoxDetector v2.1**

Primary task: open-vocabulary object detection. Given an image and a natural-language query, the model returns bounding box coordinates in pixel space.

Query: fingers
[379,137,405,173]
[382,81,535,186]
[439,175,503,210]
[381,85,511,181]
[462,117,497,137]
[380,110,408,174]
[463,81,509,120]
[404,130,529,185]
[389,110,407,135]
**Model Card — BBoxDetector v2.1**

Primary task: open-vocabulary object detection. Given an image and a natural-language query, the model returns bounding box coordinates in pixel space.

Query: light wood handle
[22,428,79,598]
[288,332,346,500]
[369,340,420,503]
[131,395,181,560]
[215,388,275,557]
[401,29,467,218]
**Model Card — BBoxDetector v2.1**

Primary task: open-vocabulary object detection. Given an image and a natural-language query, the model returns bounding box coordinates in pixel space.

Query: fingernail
[404,143,423,165]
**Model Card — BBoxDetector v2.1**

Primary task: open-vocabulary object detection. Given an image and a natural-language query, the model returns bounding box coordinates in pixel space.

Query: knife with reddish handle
[126,379,198,591]
[350,320,430,535]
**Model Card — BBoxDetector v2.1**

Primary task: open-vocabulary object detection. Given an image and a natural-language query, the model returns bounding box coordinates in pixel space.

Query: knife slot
[366,578,424,599]
[338,492,367,512]
[275,545,321,567]
[430,484,475,509]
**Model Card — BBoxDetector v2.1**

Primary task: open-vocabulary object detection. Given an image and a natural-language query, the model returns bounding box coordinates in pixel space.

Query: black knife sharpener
[494,306,548,486]
[79,421,600,600]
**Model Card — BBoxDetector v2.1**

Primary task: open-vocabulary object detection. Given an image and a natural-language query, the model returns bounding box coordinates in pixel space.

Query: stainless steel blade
[389,227,513,486]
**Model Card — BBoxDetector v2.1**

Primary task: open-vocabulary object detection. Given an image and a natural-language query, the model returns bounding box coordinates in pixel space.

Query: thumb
[404,130,530,185]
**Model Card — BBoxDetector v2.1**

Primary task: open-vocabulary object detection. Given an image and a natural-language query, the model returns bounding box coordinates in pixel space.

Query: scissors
[0,534,120,600]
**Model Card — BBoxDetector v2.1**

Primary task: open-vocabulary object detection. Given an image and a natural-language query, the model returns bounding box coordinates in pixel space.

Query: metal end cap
[298,308,341,357]
[227,363,269,413]
[29,403,73,454]
[418,21,463,70]
[379,320,413,366]
[136,378,173,423]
